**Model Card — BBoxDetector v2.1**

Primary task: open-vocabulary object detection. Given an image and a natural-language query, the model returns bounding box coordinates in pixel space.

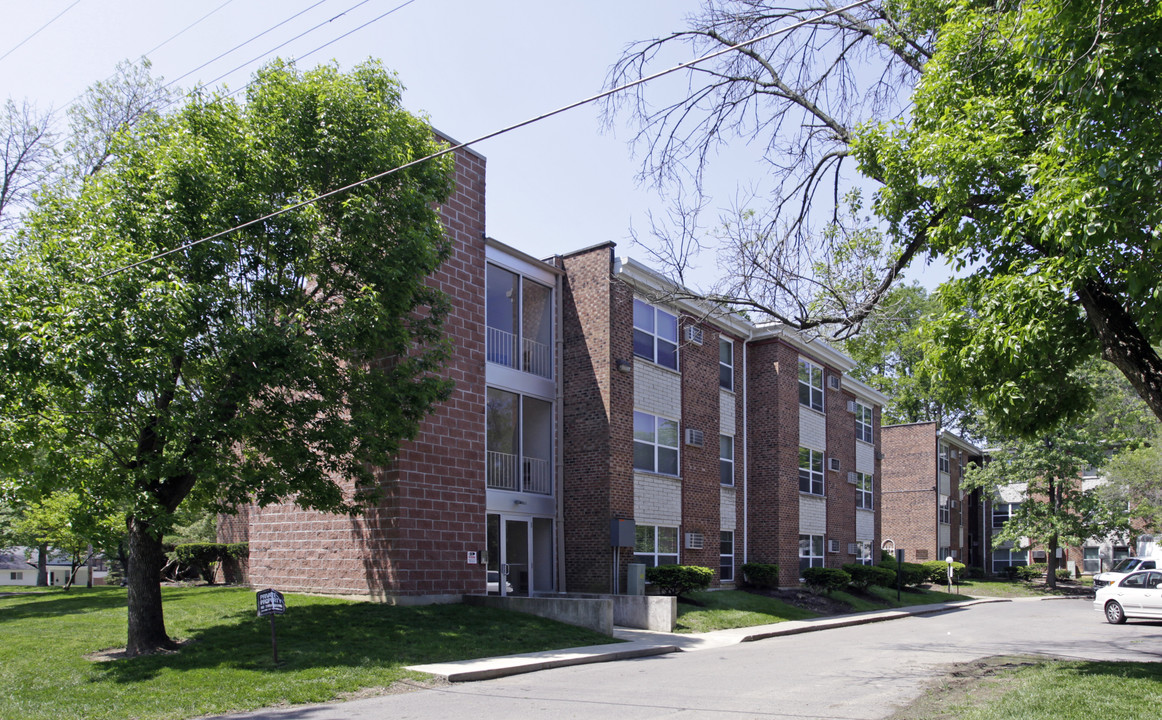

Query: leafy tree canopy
[609,0,1162,434]
[0,59,456,654]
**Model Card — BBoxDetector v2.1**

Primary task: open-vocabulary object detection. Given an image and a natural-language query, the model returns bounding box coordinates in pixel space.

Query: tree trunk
[36,543,47,586]
[1046,533,1058,589]
[125,515,176,656]
[1078,278,1162,423]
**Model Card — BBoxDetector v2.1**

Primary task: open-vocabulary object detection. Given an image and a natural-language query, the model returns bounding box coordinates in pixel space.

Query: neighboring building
[222,140,887,600]
[559,248,886,591]
[0,551,36,586]
[881,423,983,569]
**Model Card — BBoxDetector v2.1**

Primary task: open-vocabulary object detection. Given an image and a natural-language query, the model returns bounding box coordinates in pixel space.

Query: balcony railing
[487,451,551,495]
[487,326,552,378]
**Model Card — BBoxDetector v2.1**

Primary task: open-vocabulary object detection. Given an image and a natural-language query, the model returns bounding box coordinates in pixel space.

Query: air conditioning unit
[685,428,704,447]
[950,448,959,459]
[847,471,859,485]
[875,450,885,461]
[951,549,959,559]
[827,539,840,553]
[828,457,841,472]
[685,326,704,345]
[950,500,959,510]
[848,543,860,555]
[827,375,841,390]
[685,532,704,550]
[846,400,857,413]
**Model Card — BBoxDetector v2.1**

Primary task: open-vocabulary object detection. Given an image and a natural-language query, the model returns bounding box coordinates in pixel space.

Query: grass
[890,656,1162,720]
[0,585,618,720]
[675,590,817,632]
[675,585,972,633]
[954,578,1091,598]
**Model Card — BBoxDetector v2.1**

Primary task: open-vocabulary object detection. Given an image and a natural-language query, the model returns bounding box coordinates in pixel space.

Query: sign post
[946,556,955,594]
[895,549,905,601]
[256,588,286,664]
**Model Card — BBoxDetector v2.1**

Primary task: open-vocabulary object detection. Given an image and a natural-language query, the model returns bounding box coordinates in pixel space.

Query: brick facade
[222,144,489,601]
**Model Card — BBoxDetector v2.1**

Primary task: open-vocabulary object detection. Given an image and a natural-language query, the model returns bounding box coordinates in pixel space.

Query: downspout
[554,259,566,593]
[743,328,752,565]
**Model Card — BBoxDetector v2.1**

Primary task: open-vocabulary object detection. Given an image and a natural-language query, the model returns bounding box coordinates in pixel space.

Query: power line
[97,0,876,280]
[0,0,84,64]
[141,0,240,60]
[206,0,414,100]
[163,0,338,91]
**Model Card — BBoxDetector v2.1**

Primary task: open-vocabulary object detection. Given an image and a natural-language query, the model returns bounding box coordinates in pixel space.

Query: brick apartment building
[222,141,888,599]
[881,423,983,569]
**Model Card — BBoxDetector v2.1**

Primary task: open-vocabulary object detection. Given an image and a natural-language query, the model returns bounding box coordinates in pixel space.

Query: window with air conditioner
[633,299,678,370]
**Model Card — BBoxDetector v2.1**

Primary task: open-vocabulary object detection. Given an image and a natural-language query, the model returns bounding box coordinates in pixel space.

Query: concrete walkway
[407,597,1010,682]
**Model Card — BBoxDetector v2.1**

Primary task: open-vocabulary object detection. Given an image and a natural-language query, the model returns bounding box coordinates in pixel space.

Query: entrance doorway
[486,514,554,596]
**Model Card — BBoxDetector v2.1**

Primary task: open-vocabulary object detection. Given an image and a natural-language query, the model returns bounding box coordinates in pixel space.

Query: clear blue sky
[2,0,951,290]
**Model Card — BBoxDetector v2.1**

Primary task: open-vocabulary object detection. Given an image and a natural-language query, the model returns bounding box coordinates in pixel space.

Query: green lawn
[675,585,971,633]
[954,579,1092,598]
[675,590,818,632]
[890,656,1162,720]
[0,586,617,720]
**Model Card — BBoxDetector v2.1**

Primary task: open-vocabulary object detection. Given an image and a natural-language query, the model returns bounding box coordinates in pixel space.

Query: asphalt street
[225,597,1162,720]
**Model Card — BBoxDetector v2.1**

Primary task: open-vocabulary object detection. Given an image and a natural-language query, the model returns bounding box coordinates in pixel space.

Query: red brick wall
[826,382,858,567]
[881,423,938,563]
[679,318,722,576]
[233,144,489,599]
[746,339,802,586]
[558,245,635,592]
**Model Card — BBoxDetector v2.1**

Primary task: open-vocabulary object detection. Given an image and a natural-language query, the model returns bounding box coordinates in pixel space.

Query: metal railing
[487,326,552,378]
[487,451,551,495]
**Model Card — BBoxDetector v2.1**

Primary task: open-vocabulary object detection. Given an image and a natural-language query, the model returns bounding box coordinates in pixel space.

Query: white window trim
[799,447,825,496]
[856,472,874,510]
[633,411,680,477]
[635,524,680,568]
[719,338,734,391]
[633,298,679,371]
[719,434,735,486]
[855,402,873,443]
[720,530,735,582]
[799,534,824,573]
[798,359,824,412]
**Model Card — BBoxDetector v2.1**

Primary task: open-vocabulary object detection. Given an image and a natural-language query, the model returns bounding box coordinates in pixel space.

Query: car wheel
[1105,600,1127,624]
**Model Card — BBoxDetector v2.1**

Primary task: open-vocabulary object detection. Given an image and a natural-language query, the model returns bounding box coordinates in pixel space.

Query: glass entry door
[487,514,529,597]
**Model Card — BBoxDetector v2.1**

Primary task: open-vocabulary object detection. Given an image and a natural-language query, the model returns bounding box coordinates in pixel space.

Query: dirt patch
[85,641,190,662]
[751,587,857,616]
[885,655,1049,720]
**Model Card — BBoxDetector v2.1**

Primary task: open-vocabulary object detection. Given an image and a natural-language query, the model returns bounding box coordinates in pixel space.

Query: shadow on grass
[1071,660,1162,680]
[91,601,611,684]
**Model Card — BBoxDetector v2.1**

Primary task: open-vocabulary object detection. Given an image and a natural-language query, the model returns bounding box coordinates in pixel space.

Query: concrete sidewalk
[407,597,1008,682]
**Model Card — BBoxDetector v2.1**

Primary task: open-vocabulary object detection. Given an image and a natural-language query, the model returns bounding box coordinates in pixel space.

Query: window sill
[632,354,681,376]
[798,404,826,417]
[799,491,826,499]
[634,469,682,481]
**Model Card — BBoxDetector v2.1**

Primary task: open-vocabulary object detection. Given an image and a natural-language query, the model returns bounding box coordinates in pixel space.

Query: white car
[1094,570,1162,624]
[1092,557,1159,589]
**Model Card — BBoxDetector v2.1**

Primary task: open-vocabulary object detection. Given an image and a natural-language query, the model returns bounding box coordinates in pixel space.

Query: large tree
[608,0,1162,432]
[0,60,456,655]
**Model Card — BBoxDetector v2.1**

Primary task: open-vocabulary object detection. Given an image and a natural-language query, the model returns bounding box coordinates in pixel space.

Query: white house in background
[0,551,36,586]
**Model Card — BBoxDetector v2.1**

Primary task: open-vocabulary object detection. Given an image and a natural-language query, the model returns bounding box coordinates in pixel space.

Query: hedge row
[171,542,248,583]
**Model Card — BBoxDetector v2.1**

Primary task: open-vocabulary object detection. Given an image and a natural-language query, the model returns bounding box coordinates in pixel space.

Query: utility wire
[227,0,419,99]
[205,0,413,100]
[97,0,875,280]
[163,0,338,91]
[0,0,84,64]
[141,0,240,60]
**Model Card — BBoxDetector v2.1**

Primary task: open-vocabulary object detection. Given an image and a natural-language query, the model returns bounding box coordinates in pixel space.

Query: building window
[938,546,951,561]
[939,496,951,525]
[719,435,734,486]
[633,299,678,370]
[486,388,553,494]
[938,442,950,474]
[10,572,22,581]
[855,402,873,443]
[720,531,735,582]
[1083,547,1101,574]
[992,502,1019,529]
[635,525,679,568]
[855,472,874,509]
[992,547,1027,574]
[485,264,553,378]
[633,411,679,475]
[799,447,824,495]
[798,359,824,411]
[799,534,824,573]
[719,338,734,390]
[855,541,873,566]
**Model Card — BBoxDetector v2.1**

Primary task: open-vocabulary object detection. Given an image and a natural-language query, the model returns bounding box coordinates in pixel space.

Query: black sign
[256,588,286,617]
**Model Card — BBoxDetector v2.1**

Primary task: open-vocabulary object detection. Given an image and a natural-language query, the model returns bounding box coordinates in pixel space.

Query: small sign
[466,551,478,564]
[256,588,286,617]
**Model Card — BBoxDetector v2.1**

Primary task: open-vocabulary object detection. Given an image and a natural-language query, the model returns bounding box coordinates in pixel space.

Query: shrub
[843,563,895,590]
[878,558,928,588]
[1055,568,1072,581]
[741,562,780,589]
[223,542,249,560]
[1017,564,1047,582]
[920,560,966,584]
[646,565,714,596]
[802,567,851,594]
[172,543,223,584]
